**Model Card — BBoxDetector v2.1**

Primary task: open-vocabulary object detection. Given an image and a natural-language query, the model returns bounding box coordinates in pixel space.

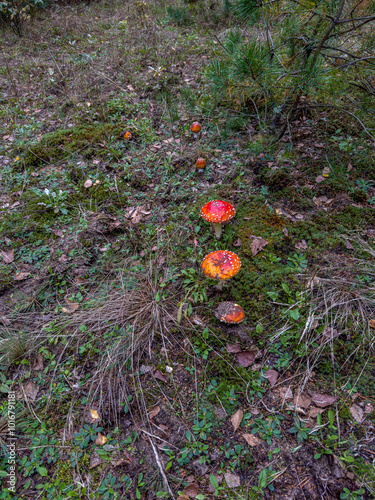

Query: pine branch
[310,0,347,69]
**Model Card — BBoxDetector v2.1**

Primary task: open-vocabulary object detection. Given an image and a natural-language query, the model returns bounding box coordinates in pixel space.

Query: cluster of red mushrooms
[190,122,206,173]
[191,121,245,326]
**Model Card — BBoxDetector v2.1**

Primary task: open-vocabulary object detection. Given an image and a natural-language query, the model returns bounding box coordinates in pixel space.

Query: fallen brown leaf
[293,393,311,409]
[295,240,308,250]
[148,404,161,419]
[231,409,243,431]
[369,319,375,329]
[226,343,242,353]
[90,451,103,469]
[243,433,261,447]
[233,238,242,247]
[64,297,79,313]
[364,403,374,414]
[33,353,44,371]
[181,483,199,498]
[52,229,64,238]
[345,240,354,250]
[309,407,325,418]
[95,433,107,445]
[278,387,293,400]
[84,179,93,188]
[350,404,364,423]
[236,350,255,367]
[250,236,269,256]
[20,381,38,401]
[311,392,336,408]
[1,249,14,264]
[224,472,240,489]
[315,175,325,183]
[85,408,101,424]
[264,369,279,387]
[154,370,168,383]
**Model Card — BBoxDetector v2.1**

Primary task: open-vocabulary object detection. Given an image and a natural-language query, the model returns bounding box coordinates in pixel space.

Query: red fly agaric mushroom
[201,250,241,290]
[214,302,245,324]
[196,158,206,173]
[190,122,201,138]
[200,200,235,239]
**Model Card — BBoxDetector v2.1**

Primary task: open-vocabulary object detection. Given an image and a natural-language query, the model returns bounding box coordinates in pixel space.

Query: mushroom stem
[213,223,223,239]
[193,133,198,139]
[215,279,224,291]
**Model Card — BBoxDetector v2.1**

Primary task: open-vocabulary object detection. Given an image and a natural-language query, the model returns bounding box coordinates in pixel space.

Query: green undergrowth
[20,124,124,168]
[1,0,375,497]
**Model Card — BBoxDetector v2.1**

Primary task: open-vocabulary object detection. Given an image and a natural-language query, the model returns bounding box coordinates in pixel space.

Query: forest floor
[0,1,374,499]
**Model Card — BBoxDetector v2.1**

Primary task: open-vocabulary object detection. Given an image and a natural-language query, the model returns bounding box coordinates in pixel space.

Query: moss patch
[20,124,124,168]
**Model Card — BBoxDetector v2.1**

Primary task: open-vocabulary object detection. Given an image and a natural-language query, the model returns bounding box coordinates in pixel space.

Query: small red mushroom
[190,122,201,139]
[196,158,206,173]
[201,250,241,290]
[214,302,245,324]
[200,200,235,239]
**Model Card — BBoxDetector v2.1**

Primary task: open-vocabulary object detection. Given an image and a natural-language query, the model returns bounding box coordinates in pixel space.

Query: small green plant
[252,466,277,495]
[96,472,126,500]
[287,253,307,271]
[220,443,251,470]
[267,282,303,322]
[356,178,373,193]
[193,328,212,360]
[73,423,103,450]
[192,408,213,441]
[31,188,68,215]
[331,132,354,152]
[288,416,313,443]
[251,415,284,445]
[340,487,365,500]
[181,268,208,304]
[177,430,210,466]
[209,473,225,497]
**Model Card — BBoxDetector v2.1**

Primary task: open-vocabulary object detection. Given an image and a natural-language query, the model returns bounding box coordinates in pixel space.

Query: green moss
[351,189,368,203]
[54,460,73,484]
[20,124,124,168]
[0,266,13,291]
[338,405,352,421]
[263,169,293,192]
[313,205,375,231]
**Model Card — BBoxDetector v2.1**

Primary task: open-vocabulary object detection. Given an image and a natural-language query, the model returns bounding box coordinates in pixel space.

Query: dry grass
[46,259,182,421]
[0,327,34,367]
[297,235,375,388]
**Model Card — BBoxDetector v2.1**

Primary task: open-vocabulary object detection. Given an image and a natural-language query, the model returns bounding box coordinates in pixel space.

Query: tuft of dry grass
[297,235,375,388]
[0,327,34,367]
[47,259,182,421]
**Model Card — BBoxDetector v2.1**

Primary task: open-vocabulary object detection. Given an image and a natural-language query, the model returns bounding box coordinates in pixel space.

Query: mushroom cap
[214,302,245,324]
[190,122,201,133]
[200,200,235,224]
[196,158,206,169]
[201,250,241,281]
